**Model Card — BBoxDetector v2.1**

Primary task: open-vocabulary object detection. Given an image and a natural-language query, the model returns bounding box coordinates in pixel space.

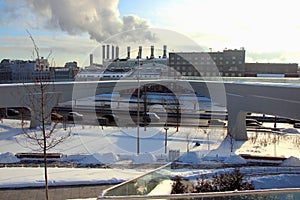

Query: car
[96,117,108,126]
[51,112,64,121]
[143,112,160,123]
[102,114,118,123]
[67,112,83,121]
[294,123,300,128]
[7,108,20,116]
[208,119,225,126]
[246,119,262,126]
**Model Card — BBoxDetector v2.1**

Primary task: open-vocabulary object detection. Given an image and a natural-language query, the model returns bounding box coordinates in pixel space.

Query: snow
[281,156,300,166]
[0,152,20,163]
[176,152,202,164]
[1,118,300,192]
[0,167,144,188]
[133,152,157,164]
[223,154,247,164]
[147,180,173,195]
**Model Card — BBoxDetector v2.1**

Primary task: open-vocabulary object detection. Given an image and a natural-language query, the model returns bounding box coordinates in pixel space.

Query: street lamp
[164,126,169,154]
[136,58,141,155]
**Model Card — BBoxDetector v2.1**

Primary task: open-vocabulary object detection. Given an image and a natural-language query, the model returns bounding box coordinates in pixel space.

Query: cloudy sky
[0,0,300,66]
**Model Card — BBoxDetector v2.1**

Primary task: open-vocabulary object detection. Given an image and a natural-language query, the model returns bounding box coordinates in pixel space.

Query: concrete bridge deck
[0,78,300,140]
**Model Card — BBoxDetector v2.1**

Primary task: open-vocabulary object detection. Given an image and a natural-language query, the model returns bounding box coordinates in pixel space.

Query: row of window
[170,55,244,61]
[170,60,243,65]
[169,71,243,77]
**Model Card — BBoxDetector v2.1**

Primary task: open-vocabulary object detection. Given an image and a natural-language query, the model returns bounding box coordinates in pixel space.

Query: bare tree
[18,31,71,200]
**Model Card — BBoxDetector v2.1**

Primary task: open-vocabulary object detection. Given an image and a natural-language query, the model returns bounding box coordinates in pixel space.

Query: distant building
[0,58,79,83]
[168,48,299,77]
[245,63,298,77]
[34,57,50,71]
[168,48,246,77]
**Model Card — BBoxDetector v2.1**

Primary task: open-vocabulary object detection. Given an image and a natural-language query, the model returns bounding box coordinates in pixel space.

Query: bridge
[1,78,300,140]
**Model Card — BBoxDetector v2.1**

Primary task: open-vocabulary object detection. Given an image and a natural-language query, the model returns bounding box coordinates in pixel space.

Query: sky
[0,0,300,66]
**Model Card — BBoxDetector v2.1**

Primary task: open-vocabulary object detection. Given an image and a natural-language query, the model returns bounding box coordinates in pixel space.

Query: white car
[67,112,83,121]
[144,112,160,122]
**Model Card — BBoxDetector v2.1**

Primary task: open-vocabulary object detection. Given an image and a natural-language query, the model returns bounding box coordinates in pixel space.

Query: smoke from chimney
[16,0,156,43]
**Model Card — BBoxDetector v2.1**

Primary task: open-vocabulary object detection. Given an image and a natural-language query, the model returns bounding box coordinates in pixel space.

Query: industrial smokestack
[112,45,115,60]
[89,54,93,66]
[150,45,154,59]
[127,46,131,59]
[138,46,142,59]
[163,45,167,58]
[116,46,119,59]
[102,45,105,61]
[106,45,110,59]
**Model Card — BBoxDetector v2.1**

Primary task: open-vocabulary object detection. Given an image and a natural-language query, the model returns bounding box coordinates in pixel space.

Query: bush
[171,168,254,194]
[194,168,254,193]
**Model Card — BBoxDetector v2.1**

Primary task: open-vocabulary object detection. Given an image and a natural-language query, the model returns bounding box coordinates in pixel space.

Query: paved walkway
[0,184,112,200]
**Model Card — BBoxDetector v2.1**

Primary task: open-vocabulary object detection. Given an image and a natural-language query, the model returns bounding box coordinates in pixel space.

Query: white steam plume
[24,0,156,42]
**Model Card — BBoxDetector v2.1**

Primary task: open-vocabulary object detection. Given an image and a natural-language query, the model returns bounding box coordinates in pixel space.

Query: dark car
[51,113,64,121]
[246,119,262,127]
[143,112,160,123]
[208,119,225,126]
[67,112,83,121]
[7,109,20,116]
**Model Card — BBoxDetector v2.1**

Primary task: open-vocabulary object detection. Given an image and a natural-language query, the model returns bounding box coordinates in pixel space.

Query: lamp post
[164,126,169,154]
[136,58,141,155]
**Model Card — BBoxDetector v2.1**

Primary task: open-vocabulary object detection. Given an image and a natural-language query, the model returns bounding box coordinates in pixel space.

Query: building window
[219,57,223,60]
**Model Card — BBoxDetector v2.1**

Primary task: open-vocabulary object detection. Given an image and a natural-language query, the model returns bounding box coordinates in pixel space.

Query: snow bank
[281,156,300,166]
[0,152,20,163]
[147,180,173,195]
[93,153,119,164]
[176,152,202,164]
[133,153,157,164]
[224,154,247,165]
[282,128,299,134]
[80,153,119,164]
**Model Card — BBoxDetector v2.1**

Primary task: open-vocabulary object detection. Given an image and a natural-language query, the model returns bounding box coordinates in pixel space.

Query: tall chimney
[127,46,131,59]
[163,45,167,58]
[138,46,142,59]
[150,45,154,59]
[102,45,105,61]
[116,46,119,59]
[112,45,115,60]
[89,54,93,66]
[106,45,110,59]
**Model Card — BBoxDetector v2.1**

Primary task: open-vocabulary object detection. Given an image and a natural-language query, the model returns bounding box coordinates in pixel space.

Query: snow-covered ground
[1,118,300,191]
